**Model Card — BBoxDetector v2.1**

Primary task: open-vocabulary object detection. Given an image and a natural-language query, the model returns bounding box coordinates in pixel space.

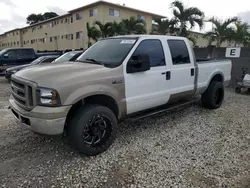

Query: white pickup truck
[9,35,232,155]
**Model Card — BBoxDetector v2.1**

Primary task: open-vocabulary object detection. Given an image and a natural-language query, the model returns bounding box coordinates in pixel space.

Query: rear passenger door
[166,39,195,99]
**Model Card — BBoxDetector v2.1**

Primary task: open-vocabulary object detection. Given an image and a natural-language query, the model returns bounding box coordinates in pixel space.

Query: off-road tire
[68,104,117,156]
[201,81,224,109]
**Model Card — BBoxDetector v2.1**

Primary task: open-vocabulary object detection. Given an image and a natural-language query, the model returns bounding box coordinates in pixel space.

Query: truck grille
[11,77,35,110]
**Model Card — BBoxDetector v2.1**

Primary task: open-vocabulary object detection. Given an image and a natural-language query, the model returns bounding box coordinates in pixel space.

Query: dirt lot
[0,77,250,188]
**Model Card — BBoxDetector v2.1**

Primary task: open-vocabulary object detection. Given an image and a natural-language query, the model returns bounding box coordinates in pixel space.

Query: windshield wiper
[77,58,113,68]
[84,58,104,65]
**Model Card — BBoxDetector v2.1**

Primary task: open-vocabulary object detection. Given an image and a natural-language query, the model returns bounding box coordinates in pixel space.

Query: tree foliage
[27,12,58,25]
[204,17,238,47]
[151,18,178,35]
[171,0,204,36]
[86,22,102,47]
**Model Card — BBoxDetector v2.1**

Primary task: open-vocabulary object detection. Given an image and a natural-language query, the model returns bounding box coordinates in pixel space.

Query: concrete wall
[194,47,250,88]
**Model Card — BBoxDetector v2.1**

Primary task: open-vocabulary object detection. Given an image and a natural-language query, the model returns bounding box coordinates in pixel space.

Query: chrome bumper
[9,95,71,135]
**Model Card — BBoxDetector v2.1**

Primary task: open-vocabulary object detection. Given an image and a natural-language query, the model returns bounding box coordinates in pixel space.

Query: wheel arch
[65,94,120,131]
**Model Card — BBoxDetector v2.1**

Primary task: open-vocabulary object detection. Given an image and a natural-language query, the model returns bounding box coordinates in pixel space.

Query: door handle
[166,71,171,80]
[191,68,195,76]
[161,71,171,80]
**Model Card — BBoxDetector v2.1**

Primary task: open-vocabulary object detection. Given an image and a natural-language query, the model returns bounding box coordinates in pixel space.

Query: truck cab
[9,35,232,156]
[0,48,37,75]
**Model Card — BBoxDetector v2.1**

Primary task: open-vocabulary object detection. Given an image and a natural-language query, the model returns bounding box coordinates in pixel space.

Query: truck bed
[196,59,232,94]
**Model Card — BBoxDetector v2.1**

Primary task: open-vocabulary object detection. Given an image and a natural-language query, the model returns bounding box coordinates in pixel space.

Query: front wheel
[68,104,117,156]
[201,81,224,109]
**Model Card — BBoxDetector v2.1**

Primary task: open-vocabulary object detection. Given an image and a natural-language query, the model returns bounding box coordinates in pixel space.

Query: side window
[132,39,165,67]
[41,58,55,64]
[18,49,36,59]
[3,50,18,59]
[167,40,190,65]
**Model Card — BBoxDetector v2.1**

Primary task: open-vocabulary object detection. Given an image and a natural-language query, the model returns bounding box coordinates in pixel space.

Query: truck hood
[15,62,111,88]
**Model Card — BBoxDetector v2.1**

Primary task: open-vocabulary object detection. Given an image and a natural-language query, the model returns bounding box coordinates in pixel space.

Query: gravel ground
[0,77,250,188]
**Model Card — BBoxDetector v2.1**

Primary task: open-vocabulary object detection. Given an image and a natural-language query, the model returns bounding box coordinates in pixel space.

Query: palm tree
[86,22,101,47]
[94,21,114,38]
[151,18,178,35]
[204,17,238,47]
[120,17,147,35]
[171,0,204,37]
[233,21,250,47]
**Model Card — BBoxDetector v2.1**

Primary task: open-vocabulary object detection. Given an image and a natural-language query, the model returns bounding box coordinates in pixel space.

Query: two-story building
[0,1,165,51]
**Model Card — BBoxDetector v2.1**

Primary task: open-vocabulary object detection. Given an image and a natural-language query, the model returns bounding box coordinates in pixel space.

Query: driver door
[124,39,170,114]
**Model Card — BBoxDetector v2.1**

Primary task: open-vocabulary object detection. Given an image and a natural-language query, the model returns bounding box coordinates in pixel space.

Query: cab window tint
[41,58,56,64]
[132,39,165,67]
[3,50,18,59]
[18,49,36,59]
[167,40,190,65]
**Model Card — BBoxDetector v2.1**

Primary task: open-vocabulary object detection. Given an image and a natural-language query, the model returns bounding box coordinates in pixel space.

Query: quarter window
[167,40,190,65]
[132,39,165,67]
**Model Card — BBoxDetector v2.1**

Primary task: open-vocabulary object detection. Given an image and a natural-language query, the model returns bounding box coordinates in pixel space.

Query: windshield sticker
[121,40,136,44]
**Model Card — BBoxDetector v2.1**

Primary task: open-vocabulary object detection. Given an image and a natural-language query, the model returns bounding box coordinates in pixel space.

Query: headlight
[11,70,17,73]
[37,87,61,107]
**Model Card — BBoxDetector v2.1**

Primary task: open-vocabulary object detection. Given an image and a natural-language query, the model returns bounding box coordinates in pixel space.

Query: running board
[127,98,200,122]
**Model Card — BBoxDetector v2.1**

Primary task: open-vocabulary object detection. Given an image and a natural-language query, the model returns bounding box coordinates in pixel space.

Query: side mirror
[3,54,9,58]
[127,54,150,73]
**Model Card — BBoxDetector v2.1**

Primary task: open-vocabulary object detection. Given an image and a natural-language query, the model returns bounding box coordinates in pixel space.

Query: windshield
[0,49,8,56]
[53,51,79,63]
[77,38,137,67]
[30,57,44,65]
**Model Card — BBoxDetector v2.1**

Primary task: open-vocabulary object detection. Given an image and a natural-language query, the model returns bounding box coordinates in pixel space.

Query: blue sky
[0,0,250,34]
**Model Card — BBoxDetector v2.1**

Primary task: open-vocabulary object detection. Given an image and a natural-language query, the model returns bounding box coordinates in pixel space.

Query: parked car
[9,35,232,156]
[5,55,59,80]
[52,51,83,63]
[0,48,62,75]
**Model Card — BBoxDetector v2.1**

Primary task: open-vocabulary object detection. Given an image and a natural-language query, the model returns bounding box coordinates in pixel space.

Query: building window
[76,31,83,39]
[70,17,73,23]
[68,34,73,40]
[89,9,98,17]
[16,32,18,35]
[65,18,68,23]
[24,41,26,45]
[50,37,53,42]
[61,19,63,24]
[14,42,16,45]
[61,35,64,39]
[137,15,145,21]
[50,23,54,28]
[109,8,120,17]
[57,21,59,24]
[13,33,15,36]
[76,13,82,20]
[17,41,19,45]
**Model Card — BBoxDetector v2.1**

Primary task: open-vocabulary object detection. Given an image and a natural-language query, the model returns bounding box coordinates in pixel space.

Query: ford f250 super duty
[9,35,232,156]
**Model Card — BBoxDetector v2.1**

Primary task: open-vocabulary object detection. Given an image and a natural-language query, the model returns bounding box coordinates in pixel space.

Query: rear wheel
[201,81,224,109]
[67,104,117,156]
